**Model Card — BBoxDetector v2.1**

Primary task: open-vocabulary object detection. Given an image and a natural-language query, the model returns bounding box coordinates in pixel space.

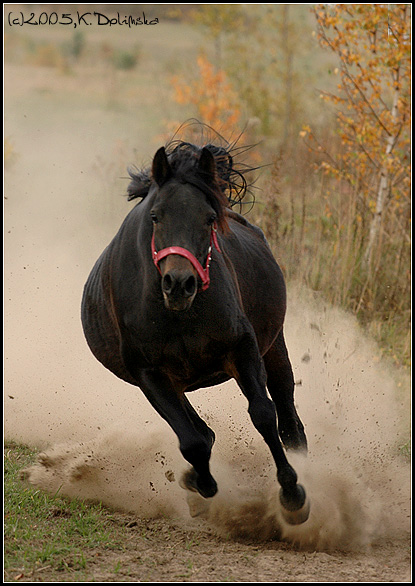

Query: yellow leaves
[348,53,360,64]
[299,125,311,138]
[312,2,410,208]
[321,161,334,176]
[368,199,377,213]
[170,54,241,135]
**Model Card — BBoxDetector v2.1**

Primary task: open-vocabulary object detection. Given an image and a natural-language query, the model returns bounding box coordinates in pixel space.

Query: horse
[81,138,310,525]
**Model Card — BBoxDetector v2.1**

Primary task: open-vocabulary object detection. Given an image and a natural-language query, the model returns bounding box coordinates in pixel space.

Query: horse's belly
[184,373,231,392]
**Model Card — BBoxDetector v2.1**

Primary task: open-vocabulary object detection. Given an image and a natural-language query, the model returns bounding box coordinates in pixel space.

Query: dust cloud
[176,297,411,551]
[4,118,410,553]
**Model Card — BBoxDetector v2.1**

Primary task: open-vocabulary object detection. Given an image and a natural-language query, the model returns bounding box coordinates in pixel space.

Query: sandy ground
[4,44,411,582]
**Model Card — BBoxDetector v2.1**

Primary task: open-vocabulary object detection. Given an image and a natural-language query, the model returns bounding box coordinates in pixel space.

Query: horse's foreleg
[133,368,217,499]
[263,330,307,452]
[228,333,310,525]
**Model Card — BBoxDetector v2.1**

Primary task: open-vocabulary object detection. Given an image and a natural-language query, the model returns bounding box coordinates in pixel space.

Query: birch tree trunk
[362,68,400,272]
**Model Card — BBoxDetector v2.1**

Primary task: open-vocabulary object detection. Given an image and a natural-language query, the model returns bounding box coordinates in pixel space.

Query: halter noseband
[151,222,222,291]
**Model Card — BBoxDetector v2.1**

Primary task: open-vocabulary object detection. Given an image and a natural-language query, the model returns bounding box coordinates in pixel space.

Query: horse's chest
[157,331,226,383]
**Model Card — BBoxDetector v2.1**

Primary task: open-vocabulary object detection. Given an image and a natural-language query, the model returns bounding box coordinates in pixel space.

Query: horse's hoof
[186,492,211,518]
[279,484,310,525]
[179,468,198,493]
[280,497,310,525]
[180,468,218,499]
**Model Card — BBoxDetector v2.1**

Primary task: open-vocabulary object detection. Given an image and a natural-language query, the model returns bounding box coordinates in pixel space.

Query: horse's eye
[207,214,217,226]
[150,211,159,224]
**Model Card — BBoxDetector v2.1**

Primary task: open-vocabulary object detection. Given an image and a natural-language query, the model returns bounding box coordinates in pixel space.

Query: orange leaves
[299,125,311,139]
[170,54,241,135]
[311,3,411,202]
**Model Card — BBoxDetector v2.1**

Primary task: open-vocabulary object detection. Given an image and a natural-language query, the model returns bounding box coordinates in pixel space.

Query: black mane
[127,125,258,212]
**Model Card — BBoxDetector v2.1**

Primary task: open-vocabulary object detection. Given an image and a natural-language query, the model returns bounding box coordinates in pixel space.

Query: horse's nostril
[183,275,197,298]
[162,273,174,294]
[162,271,197,299]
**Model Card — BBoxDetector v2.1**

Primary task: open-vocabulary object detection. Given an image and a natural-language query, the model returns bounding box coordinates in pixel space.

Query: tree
[191,4,243,71]
[170,53,242,137]
[310,4,411,273]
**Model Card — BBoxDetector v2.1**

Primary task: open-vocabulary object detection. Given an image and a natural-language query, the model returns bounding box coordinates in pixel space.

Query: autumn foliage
[293,4,411,363]
[170,54,241,136]
[305,4,411,267]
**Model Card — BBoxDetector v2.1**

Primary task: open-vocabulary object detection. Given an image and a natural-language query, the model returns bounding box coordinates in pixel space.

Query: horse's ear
[152,147,172,187]
[198,147,217,178]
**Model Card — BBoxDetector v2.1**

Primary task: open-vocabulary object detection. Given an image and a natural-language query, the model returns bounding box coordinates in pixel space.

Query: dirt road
[35,513,411,582]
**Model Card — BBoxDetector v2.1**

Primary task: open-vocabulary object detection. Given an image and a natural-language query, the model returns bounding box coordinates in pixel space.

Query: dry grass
[252,142,411,367]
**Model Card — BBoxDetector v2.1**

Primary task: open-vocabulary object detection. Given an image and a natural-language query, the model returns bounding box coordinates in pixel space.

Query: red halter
[151,222,222,291]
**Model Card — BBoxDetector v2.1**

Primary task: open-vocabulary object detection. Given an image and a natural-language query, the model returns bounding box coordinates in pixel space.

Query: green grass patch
[4,441,123,581]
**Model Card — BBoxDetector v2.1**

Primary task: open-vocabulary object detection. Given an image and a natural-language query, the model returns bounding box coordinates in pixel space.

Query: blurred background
[4,3,410,395]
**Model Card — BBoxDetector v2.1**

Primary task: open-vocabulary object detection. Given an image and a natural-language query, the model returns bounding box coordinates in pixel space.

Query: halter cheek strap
[151,223,222,292]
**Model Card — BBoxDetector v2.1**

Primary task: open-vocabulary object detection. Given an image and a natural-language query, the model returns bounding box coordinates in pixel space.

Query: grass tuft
[4,442,123,581]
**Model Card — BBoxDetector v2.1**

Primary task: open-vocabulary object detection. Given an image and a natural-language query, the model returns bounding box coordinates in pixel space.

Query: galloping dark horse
[81,138,310,525]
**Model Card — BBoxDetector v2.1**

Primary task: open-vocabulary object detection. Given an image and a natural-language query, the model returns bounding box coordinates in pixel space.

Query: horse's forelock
[126,136,255,222]
[165,142,230,233]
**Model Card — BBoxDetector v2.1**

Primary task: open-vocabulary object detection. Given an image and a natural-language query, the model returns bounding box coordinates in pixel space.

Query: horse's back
[225,209,269,244]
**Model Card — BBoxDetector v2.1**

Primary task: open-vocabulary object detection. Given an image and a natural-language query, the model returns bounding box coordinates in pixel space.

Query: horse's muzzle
[162,268,198,311]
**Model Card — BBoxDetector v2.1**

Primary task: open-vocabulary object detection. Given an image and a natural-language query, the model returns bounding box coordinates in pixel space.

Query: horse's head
[150,146,227,311]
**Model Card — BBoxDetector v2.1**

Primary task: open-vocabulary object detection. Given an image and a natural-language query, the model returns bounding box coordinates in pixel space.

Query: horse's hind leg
[263,330,307,452]
[228,331,310,525]
[133,368,217,499]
